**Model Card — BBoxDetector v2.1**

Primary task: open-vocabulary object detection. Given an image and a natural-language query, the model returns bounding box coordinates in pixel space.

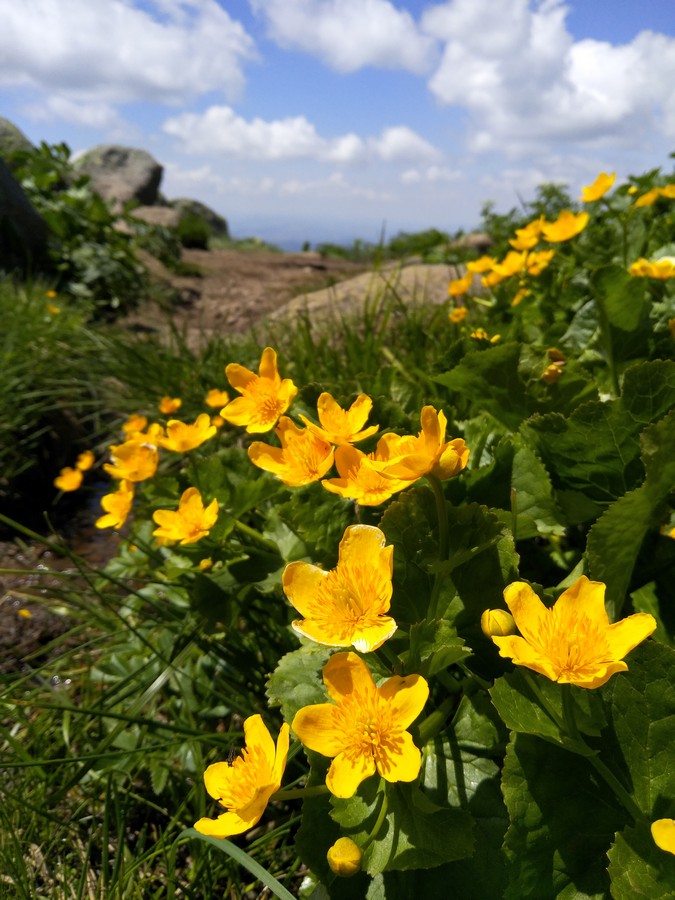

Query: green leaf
[330,780,474,875]
[523,360,675,505]
[501,734,627,899]
[266,642,332,725]
[592,264,649,333]
[602,641,675,816]
[278,484,356,562]
[586,409,675,615]
[406,618,470,677]
[607,822,675,899]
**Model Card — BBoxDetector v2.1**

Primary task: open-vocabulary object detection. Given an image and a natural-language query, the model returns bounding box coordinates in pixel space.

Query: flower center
[534,607,613,679]
[251,381,284,425]
[334,691,402,770]
[311,565,389,640]
[217,745,271,812]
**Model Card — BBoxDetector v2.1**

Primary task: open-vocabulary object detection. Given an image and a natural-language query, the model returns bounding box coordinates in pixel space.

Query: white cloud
[0,0,256,106]
[422,0,675,156]
[163,105,442,163]
[251,0,435,73]
[401,165,461,184]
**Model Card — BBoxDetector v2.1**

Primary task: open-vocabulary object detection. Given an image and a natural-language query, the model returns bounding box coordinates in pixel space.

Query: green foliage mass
[2,157,675,898]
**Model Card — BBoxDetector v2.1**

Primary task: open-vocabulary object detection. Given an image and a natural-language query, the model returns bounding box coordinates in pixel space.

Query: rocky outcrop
[169,198,229,238]
[0,118,34,169]
[130,206,181,228]
[0,157,49,273]
[451,232,493,252]
[73,145,163,207]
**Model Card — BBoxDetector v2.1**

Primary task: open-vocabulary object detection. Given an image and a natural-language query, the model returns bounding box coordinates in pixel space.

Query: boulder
[0,157,49,273]
[130,206,181,228]
[169,198,229,237]
[450,232,493,252]
[74,145,163,207]
[0,118,34,169]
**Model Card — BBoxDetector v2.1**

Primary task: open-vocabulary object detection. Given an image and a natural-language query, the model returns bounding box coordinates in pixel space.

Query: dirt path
[124,247,372,344]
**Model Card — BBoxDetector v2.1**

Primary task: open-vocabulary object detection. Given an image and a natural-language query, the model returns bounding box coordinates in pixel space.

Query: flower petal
[258,347,280,382]
[194,810,253,838]
[326,750,377,798]
[502,581,549,646]
[554,576,609,627]
[225,363,256,391]
[351,618,398,653]
[651,818,675,855]
[272,723,290,784]
[558,660,628,689]
[378,673,429,729]
[337,525,393,577]
[605,613,657,660]
[282,562,328,617]
[322,651,377,703]
[243,714,276,762]
[491,634,559,681]
[292,703,345,757]
[376,730,422,784]
[291,618,353,648]
[203,760,237,801]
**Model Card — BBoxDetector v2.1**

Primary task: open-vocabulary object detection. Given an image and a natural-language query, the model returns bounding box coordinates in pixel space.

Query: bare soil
[124,247,372,343]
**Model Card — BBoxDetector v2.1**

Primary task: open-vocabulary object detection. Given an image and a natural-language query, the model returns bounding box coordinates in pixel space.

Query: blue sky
[2,0,675,248]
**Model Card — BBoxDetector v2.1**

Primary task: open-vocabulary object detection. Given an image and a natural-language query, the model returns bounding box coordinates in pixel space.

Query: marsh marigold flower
[248,417,334,487]
[371,406,470,482]
[157,413,217,452]
[322,443,411,506]
[448,271,473,296]
[541,363,565,384]
[481,608,517,638]
[152,487,218,545]
[628,256,675,279]
[466,256,496,274]
[159,396,182,414]
[327,837,362,877]
[76,450,95,472]
[541,210,589,243]
[104,439,159,483]
[54,467,83,492]
[581,172,616,202]
[509,218,544,251]
[449,306,468,323]
[283,524,396,652]
[292,652,429,798]
[95,480,134,530]
[634,187,661,208]
[487,575,656,689]
[651,819,675,856]
[122,414,148,435]
[194,715,290,839]
[205,388,230,408]
[299,392,378,445]
[222,347,297,433]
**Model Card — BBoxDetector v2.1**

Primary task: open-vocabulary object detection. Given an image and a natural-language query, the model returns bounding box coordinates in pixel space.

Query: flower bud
[481,608,517,638]
[327,836,362,877]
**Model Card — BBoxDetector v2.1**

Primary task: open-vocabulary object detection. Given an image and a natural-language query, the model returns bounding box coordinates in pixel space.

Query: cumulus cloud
[0,0,256,106]
[163,106,442,163]
[422,0,675,155]
[251,0,435,73]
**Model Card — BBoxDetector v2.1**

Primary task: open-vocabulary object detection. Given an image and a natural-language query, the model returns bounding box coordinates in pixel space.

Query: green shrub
[177,211,211,249]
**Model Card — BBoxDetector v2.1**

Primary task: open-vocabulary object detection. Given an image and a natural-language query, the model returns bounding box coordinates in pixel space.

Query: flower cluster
[53,449,95,492]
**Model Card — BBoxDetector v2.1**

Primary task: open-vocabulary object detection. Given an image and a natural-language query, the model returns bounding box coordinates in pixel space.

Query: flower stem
[417,695,456,745]
[272,784,329,802]
[362,781,389,850]
[426,474,450,621]
[377,641,404,675]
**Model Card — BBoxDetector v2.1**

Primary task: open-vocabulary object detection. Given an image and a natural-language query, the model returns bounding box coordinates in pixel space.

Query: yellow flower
[299,392,378,445]
[580,172,616,202]
[466,256,496,274]
[283,524,396,652]
[159,396,182,414]
[152,487,218,545]
[76,450,95,472]
[194,715,290,839]
[248,417,334,487]
[104,439,159,482]
[634,188,661,208]
[322,443,413,506]
[157,414,217,452]
[449,306,468,323]
[205,388,230,408]
[541,210,589,243]
[47,303,61,315]
[327,837,362,877]
[660,184,675,199]
[95,480,134,530]
[198,557,213,571]
[492,250,528,279]
[45,289,58,299]
[54,467,83,492]
[471,329,500,344]
[482,270,506,288]
[488,576,657,689]
[222,347,298,433]
[651,819,675,856]
[509,218,544,251]
[511,287,529,307]
[122,414,148,435]
[629,257,675,279]
[371,406,470,482]
[525,249,555,275]
[17,608,32,619]
[481,608,517,638]
[211,414,225,428]
[448,271,473,296]
[292,652,429,798]
[541,363,565,384]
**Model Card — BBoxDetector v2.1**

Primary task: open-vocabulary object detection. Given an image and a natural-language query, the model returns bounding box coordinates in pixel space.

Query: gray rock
[0,157,49,273]
[0,118,35,169]
[169,197,229,237]
[450,232,493,251]
[130,206,181,228]
[74,145,163,207]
